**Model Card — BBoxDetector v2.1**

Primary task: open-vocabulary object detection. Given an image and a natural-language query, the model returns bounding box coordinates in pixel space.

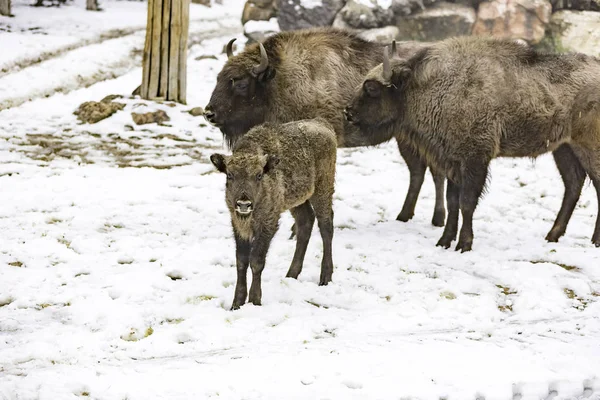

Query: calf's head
[344,42,417,136]
[205,39,276,147]
[210,152,280,217]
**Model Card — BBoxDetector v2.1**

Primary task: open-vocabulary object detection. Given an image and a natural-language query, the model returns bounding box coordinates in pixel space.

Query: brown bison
[204,28,446,228]
[210,118,337,310]
[345,35,600,252]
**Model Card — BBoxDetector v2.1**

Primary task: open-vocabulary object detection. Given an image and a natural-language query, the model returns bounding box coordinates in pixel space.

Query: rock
[278,0,346,30]
[390,0,438,17]
[539,10,600,56]
[74,100,125,124]
[131,110,170,125]
[242,0,277,25]
[472,0,552,45]
[336,0,394,29]
[357,26,400,42]
[188,107,205,117]
[244,18,280,43]
[395,2,475,41]
[222,42,238,55]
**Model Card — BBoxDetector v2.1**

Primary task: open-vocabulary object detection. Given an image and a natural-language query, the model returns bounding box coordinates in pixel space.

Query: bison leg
[436,179,460,249]
[286,201,315,279]
[431,168,446,227]
[396,138,426,223]
[311,194,334,286]
[248,227,277,306]
[546,144,586,243]
[455,163,489,253]
[231,232,251,310]
[569,144,600,247]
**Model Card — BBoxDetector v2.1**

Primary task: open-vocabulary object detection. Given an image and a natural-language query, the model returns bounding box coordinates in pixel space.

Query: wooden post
[86,0,99,11]
[0,0,11,17]
[140,0,190,104]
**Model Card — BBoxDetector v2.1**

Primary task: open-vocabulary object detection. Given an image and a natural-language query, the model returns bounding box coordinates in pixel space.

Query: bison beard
[347,36,600,251]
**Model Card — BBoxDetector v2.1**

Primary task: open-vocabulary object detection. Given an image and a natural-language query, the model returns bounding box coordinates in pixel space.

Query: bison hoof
[545,230,563,243]
[396,211,414,222]
[318,279,331,286]
[436,236,453,249]
[593,236,600,247]
[231,302,243,311]
[455,240,472,253]
[431,211,446,227]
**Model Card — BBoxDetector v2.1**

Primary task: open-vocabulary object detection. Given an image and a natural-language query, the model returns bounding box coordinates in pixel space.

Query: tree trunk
[86,0,99,11]
[140,0,190,104]
[0,0,11,17]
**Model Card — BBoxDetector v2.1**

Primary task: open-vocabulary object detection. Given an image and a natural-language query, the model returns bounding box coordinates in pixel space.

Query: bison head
[344,41,416,137]
[210,151,280,218]
[205,39,276,148]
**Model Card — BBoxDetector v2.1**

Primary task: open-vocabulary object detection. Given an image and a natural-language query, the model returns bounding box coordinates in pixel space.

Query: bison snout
[204,106,218,125]
[235,199,253,215]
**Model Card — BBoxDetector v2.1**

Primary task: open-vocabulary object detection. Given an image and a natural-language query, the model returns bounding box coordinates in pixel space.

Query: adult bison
[204,28,446,228]
[345,35,600,252]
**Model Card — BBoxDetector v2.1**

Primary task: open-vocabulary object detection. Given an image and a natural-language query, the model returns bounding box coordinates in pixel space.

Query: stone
[336,0,394,29]
[131,110,170,125]
[540,10,600,56]
[391,0,438,17]
[395,2,475,41]
[357,26,400,43]
[472,0,552,45]
[74,100,125,124]
[242,0,277,25]
[188,107,205,117]
[278,0,346,30]
[244,18,280,43]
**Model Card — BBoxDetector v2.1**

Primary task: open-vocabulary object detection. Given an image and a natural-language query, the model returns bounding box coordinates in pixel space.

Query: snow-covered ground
[1,2,600,399]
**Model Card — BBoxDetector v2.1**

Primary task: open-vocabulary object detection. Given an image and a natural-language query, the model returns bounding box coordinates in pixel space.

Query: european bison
[345,36,600,251]
[210,118,337,310]
[204,28,446,228]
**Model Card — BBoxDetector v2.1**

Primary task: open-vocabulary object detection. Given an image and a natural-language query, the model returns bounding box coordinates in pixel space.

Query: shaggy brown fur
[346,35,600,251]
[205,27,446,229]
[211,118,337,310]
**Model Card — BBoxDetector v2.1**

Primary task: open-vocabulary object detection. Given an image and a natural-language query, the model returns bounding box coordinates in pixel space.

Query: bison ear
[257,67,276,83]
[210,153,228,173]
[263,154,280,173]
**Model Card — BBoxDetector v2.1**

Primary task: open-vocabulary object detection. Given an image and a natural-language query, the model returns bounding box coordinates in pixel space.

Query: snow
[1,2,600,399]
[243,17,280,34]
[298,0,323,10]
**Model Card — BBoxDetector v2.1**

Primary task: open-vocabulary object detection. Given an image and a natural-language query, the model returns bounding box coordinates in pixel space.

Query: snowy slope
[1,4,600,400]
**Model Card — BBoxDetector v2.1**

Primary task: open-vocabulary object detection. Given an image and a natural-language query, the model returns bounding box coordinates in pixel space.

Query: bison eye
[232,78,249,95]
[256,172,263,181]
[363,80,381,98]
[227,172,234,180]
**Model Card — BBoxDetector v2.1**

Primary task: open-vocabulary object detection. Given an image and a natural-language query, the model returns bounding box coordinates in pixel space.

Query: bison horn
[390,40,397,58]
[252,42,269,76]
[382,46,393,82]
[226,38,236,59]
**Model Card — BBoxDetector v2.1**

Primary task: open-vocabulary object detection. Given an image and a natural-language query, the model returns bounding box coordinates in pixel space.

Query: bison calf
[346,36,600,251]
[210,118,337,310]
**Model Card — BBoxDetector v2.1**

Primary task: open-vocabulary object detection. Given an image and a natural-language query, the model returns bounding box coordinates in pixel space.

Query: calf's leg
[286,201,315,279]
[231,232,250,310]
[570,144,600,246]
[455,162,489,252]
[311,193,334,286]
[436,179,460,248]
[546,144,587,243]
[248,227,277,306]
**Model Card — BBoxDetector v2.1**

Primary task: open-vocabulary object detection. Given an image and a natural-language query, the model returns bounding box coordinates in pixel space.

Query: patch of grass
[145,327,154,338]
[187,295,216,304]
[496,285,516,312]
[305,300,329,309]
[496,285,517,296]
[0,297,14,307]
[564,288,591,310]
[162,318,184,325]
[46,216,63,224]
[8,261,23,267]
[530,260,580,272]
[439,291,456,300]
